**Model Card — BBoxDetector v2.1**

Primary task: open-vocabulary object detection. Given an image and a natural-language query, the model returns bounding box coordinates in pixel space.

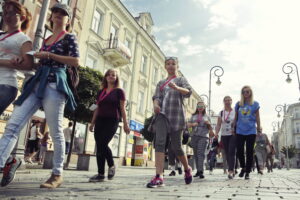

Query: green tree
[64,66,103,168]
[280,145,297,159]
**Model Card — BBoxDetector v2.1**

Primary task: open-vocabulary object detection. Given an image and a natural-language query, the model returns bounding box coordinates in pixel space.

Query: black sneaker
[193,171,200,177]
[108,166,115,180]
[199,171,205,179]
[178,167,182,175]
[89,174,105,182]
[245,173,250,180]
[228,174,234,179]
[1,157,22,187]
[239,169,245,178]
[169,170,176,176]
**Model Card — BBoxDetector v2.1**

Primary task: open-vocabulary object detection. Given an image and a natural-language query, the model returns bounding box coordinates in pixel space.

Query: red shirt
[97,88,125,120]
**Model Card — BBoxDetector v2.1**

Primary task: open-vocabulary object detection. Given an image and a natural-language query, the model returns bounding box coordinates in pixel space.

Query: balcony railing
[103,35,131,67]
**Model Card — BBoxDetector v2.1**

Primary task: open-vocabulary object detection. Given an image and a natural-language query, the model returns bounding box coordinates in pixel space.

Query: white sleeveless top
[219,109,235,136]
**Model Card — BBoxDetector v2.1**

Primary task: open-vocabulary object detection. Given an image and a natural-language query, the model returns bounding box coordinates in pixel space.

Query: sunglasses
[197,105,205,108]
[165,57,178,62]
[242,90,251,94]
[3,12,20,17]
[52,8,68,16]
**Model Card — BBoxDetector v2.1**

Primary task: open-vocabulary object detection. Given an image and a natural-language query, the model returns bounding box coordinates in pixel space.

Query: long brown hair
[101,69,120,89]
[193,101,206,115]
[3,0,32,32]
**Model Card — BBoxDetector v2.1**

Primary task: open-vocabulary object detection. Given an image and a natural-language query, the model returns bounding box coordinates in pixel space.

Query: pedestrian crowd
[0,1,275,189]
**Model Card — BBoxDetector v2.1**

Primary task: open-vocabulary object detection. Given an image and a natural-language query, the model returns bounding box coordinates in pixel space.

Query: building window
[294,108,300,119]
[152,67,158,84]
[125,38,132,50]
[121,79,128,94]
[141,55,147,74]
[109,25,119,48]
[85,55,97,69]
[137,91,144,114]
[296,136,300,149]
[295,122,300,134]
[91,9,103,35]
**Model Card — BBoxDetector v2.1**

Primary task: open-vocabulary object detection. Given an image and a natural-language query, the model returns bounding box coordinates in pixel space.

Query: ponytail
[20,7,32,32]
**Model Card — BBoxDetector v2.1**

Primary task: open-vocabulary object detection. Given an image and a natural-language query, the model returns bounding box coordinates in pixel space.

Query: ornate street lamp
[282,62,300,98]
[209,66,224,116]
[275,104,290,170]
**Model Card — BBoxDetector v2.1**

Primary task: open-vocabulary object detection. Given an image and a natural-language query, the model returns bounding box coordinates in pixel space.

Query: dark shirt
[39,34,80,82]
[97,88,125,120]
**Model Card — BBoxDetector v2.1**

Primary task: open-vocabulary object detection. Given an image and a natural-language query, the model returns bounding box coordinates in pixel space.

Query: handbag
[266,145,271,154]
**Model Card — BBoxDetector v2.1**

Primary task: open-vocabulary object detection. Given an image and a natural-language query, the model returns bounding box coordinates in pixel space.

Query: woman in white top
[215,96,236,179]
[0,0,33,115]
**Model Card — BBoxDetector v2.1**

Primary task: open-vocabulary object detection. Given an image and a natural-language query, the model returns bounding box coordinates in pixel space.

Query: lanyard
[197,114,203,123]
[97,88,114,104]
[41,30,66,51]
[223,109,232,122]
[0,30,21,41]
[160,75,176,91]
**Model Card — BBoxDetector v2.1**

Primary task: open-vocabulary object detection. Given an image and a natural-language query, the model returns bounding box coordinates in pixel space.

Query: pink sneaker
[146,175,165,188]
[184,167,193,184]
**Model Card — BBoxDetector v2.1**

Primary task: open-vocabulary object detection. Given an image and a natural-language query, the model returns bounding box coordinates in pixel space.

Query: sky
[121,0,300,138]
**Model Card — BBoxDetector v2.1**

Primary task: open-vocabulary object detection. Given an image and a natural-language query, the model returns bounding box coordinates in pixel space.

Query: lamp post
[275,104,290,170]
[208,66,224,116]
[282,62,300,99]
[272,121,278,132]
[200,94,209,106]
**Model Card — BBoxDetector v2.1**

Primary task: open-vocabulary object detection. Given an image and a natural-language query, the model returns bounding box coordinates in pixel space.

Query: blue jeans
[0,84,18,115]
[65,142,70,154]
[0,83,66,175]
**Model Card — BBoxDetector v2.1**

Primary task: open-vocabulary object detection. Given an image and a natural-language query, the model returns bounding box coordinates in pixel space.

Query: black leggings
[236,134,256,173]
[221,135,236,171]
[94,117,119,174]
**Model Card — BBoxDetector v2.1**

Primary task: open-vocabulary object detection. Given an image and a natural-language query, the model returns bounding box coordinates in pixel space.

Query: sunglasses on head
[165,57,178,62]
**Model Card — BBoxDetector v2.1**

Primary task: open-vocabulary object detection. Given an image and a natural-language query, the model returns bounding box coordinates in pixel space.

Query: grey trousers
[221,135,236,171]
[191,135,208,172]
[255,148,267,168]
[154,114,184,156]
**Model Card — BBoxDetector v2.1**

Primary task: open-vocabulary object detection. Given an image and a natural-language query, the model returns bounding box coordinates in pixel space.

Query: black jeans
[94,117,119,174]
[221,135,236,171]
[236,134,256,173]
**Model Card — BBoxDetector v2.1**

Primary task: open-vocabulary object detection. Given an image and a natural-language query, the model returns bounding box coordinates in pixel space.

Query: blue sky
[121,0,300,137]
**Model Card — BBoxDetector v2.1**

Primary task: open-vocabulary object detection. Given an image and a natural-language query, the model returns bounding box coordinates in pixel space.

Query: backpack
[62,34,80,97]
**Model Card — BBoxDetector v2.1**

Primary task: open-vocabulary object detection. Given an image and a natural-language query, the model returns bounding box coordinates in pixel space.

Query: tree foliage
[64,66,103,123]
[280,145,297,159]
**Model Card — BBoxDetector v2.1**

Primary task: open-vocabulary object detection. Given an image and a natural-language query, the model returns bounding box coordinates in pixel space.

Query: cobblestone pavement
[0,167,300,200]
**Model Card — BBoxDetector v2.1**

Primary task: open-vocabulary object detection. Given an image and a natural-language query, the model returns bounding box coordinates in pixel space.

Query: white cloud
[161,40,179,54]
[152,22,182,33]
[178,36,191,45]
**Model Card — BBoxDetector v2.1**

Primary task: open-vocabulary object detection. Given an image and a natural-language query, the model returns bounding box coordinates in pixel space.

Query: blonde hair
[239,85,254,106]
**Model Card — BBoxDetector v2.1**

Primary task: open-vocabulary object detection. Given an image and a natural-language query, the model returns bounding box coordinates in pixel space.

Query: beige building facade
[0,0,202,166]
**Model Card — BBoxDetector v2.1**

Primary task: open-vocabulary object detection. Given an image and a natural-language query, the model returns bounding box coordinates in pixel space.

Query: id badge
[89,104,98,111]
